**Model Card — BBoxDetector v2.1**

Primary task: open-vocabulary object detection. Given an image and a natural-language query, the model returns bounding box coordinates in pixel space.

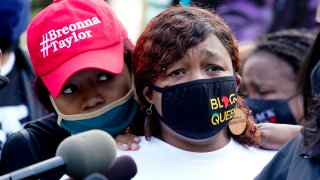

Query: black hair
[248,29,316,74]
[0,38,19,53]
[298,31,320,157]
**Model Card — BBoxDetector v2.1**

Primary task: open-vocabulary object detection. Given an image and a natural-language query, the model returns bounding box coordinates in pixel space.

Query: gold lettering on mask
[210,93,237,110]
[210,98,224,110]
[211,108,236,125]
[229,94,237,104]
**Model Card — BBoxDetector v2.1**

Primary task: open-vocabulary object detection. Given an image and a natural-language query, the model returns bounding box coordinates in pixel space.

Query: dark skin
[143,34,242,152]
[242,51,304,124]
[240,49,303,150]
[52,68,131,115]
[51,66,141,150]
[116,40,303,151]
[116,48,302,150]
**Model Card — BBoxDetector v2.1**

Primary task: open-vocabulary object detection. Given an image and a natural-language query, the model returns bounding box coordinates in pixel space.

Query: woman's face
[242,51,297,100]
[143,34,242,149]
[146,34,240,116]
[52,65,131,115]
[241,51,303,123]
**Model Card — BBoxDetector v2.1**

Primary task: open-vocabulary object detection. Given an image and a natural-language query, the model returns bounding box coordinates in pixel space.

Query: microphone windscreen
[104,155,137,180]
[56,130,117,179]
[84,173,109,180]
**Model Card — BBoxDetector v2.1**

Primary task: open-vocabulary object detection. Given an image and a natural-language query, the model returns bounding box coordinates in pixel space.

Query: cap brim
[41,42,124,98]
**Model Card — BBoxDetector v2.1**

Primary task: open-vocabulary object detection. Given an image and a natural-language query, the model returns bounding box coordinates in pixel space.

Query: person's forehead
[243,52,295,81]
[183,34,231,59]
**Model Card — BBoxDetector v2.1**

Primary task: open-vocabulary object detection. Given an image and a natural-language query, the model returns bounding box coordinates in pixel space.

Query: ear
[143,86,153,104]
[235,73,242,92]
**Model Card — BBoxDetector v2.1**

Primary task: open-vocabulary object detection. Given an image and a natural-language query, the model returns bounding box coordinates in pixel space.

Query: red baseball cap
[27,0,128,98]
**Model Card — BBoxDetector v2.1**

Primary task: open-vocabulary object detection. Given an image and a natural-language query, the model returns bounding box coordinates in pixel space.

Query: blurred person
[117,6,276,179]
[242,29,316,125]
[0,0,48,152]
[255,29,320,180]
[171,0,317,42]
[239,29,315,150]
[0,0,141,178]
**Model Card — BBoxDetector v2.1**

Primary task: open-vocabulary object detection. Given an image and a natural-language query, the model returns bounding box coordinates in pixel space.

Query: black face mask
[149,76,238,139]
[245,98,296,124]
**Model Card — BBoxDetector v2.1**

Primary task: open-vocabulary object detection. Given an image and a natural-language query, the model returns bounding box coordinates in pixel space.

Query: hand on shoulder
[258,123,302,150]
[115,133,141,151]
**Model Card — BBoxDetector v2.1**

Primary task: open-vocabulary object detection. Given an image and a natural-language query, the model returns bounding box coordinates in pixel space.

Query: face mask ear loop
[288,93,299,101]
[146,82,164,93]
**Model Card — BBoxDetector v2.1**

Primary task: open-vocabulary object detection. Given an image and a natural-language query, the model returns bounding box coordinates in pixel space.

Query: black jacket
[14,47,48,120]
[255,133,320,180]
[0,113,70,179]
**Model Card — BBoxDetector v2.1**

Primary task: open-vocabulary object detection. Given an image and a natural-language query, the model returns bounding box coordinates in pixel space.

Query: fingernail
[134,137,140,142]
[131,143,138,149]
[122,143,129,148]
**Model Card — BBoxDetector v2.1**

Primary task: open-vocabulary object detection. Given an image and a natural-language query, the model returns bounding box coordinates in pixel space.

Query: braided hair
[249,29,316,74]
[298,32,320,157]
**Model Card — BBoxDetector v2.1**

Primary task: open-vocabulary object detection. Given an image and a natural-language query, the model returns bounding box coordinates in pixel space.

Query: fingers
[115,133,141,151]
[115,134,130,151]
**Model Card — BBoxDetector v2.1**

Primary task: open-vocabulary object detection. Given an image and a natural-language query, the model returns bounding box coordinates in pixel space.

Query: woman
[0,0,140,178]
[255,30,320,180]
[118,6,276,180]
[240,29,315,150]
[241,29,315,125]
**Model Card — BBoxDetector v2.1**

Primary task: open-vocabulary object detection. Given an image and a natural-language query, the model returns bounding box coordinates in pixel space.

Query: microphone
[0,129,117,180]
[84,173,109,180]
[103,155,137,180]
[75,155,138,180]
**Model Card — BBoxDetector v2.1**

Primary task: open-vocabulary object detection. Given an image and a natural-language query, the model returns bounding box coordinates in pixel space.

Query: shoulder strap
[19,129,40,163]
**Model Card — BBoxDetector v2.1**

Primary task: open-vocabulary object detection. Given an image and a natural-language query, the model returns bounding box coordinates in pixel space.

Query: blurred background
[29,0,145,45]
[27,0,318,50]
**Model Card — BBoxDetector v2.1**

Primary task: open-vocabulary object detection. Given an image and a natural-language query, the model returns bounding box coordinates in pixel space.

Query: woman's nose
[188,71,209,81]
[82,94,105,111]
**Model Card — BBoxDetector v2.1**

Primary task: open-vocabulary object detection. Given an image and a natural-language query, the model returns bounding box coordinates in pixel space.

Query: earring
[228,107,247,135]
[146,104,152,115]
[144,104,153,141]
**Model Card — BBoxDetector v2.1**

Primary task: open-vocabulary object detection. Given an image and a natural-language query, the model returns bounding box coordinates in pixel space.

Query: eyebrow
[249,77,275,87]
[201,49,217,57]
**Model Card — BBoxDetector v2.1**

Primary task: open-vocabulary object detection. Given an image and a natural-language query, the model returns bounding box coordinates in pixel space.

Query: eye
[239,84,248,97]
[258,91,271,96]
[62,84,78,95]
[97,72,113,82]
[257,88,274,96]
[206,65,223,72]
[168,69,185,77]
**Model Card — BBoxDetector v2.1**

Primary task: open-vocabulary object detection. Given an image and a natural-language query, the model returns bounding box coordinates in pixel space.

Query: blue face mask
[50,89,139,136]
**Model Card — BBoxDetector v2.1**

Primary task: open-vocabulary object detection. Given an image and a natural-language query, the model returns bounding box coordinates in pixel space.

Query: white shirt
[117,136,277,180]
